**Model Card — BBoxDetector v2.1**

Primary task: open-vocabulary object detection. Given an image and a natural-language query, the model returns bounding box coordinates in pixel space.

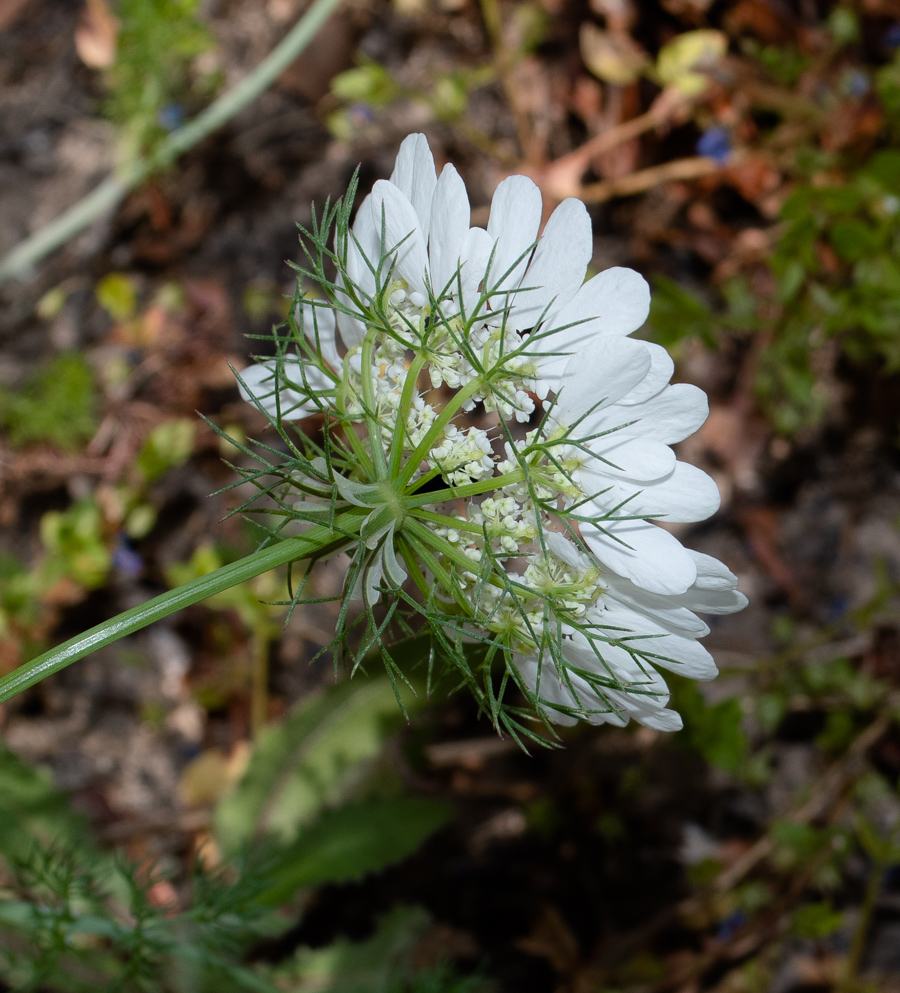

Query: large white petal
[634,707,684,731]
[625,383,709,444]
[552,337,651,425]
[537,267,651,382]
[583,518,698,595]
[236,360,332,421]
[459,226,495,320]
[371,180,430,296]
[668,551,747,614]
[582,436,677,482]
[429,163,470,294]
[336,194,380,348]
[604,576,711,637]
[515,639,683,730]
[674,587,749,614]
[516,651,631,727]
[568,637,679,726]
[510,198,593,331]
[586,462,721,523]
[299,303,340,371]
[595,608,718,680]
[610,549,746,615]
[486,175,542,296]
[688,550,740,590]
[389,133,437,242]
[617,342,674,405]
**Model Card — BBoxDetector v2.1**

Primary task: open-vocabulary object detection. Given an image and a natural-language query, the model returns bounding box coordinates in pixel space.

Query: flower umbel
[236,133,747,742]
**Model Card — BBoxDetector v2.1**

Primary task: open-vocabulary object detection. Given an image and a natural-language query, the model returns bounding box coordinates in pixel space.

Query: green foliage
[136,419,196,484]
[274,907,490,992]
[741,40,810,85]
[770,821,849,889]
[40,497,112,591]
[670,678,746,774]
[877,49,900,120]
[326,59,491,140]
[0,682,453,991]
[104,0,214,158]
[646,277,718,350]
[275,906,431,991]
[0,554,41,638]
[0,846,285,992]
[0,353,98,451]
[755,653,885,742]
[96,272,138,321]
[331,63,402,107]
[647,42,900,435]
[0,747,94,866]
[257,797,451,905]
[789,901,845,939]
[214,677,420,855]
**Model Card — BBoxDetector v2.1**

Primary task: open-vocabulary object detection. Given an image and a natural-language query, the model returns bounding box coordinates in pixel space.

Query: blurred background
[3,0,900,989]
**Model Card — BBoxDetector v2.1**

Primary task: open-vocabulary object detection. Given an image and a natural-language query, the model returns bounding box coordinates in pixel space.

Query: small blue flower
[696,127,731,165]
[885,23,900,48]
[157,104,185,132]
[841,70,870,98]
[113,537,144,578]
[826,593,849,622]
[350,103,375,124]
[716,910,747,942]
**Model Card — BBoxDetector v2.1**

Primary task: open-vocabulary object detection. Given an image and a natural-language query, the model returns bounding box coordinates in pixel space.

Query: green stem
[840,857,885,992]
[396,378,484,488]
[360,330,388,479]
[410,508,484,534]
[404,467,526,508]
[0,514,363,703]
[389,350,429,477]
[0,0,344,285]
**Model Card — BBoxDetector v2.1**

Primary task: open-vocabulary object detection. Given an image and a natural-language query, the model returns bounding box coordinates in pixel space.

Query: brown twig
[577,155,724,204]
[596,713,891,975]
[714,712,890,893]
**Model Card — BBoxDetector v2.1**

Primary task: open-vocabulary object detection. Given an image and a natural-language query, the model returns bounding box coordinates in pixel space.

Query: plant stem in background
[578,154,723,203]
[251,615,273,736]
[0,0,344,286]
[477,0,537,164]
[0,513,364,703]
[839,855,886,992]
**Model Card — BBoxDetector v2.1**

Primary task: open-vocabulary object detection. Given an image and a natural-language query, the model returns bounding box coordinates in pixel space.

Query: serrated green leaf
[214,678,421,855]
[258,797,451,905]
[273,905,431,991]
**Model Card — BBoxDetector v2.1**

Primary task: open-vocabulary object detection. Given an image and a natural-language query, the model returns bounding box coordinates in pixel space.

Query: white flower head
[235,133,746,741]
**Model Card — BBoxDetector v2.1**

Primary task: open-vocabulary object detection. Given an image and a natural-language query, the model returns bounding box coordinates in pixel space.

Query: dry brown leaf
[74,0,119,69]
[580,22,648,86]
